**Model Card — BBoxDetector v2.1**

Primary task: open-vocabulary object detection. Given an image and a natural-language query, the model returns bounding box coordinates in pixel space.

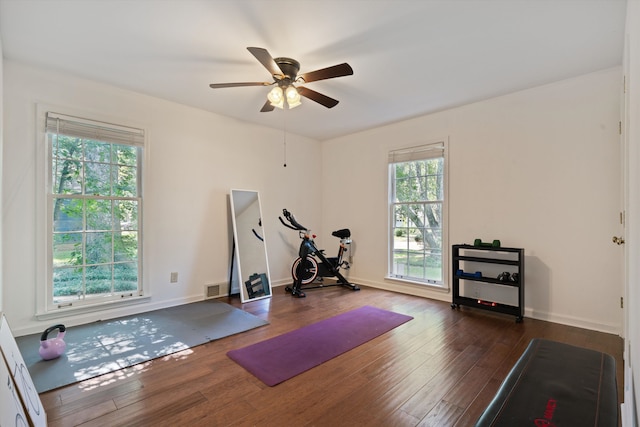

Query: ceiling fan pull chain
[283,109,287,168]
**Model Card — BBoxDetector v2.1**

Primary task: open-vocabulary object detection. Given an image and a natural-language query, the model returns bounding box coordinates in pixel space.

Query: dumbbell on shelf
[473,238,501,248]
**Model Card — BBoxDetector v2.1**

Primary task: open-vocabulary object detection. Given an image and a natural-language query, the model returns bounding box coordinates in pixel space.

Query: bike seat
[332,228,351,239]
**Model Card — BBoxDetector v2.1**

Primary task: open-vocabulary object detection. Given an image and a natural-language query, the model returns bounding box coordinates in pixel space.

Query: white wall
[322,67,623,334]
[0,33,3,314]
[623,0,640,425]
[2,60,323,335]
[0,60,626,337]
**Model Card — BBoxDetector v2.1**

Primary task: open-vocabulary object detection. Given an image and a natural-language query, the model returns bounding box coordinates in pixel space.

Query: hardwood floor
[39,285,624,426]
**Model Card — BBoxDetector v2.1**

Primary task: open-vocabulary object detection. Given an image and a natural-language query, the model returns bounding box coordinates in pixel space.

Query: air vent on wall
[205,284,221,299]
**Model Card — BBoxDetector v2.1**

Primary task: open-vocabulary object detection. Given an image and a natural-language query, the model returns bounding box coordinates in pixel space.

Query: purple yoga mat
[227,305,413,386]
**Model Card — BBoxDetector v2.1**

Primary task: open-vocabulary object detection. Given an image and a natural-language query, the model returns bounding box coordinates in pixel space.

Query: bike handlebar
[278,215,298,230]
[279,209,308,231]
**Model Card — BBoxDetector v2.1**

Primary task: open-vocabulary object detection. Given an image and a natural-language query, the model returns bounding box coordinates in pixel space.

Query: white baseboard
[346,276,621,335]
[524,308,621,335]
[348,276,452,302]
[15,294,205,336]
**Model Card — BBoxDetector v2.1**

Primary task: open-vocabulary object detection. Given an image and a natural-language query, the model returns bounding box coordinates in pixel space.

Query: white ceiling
[0,0,627,141]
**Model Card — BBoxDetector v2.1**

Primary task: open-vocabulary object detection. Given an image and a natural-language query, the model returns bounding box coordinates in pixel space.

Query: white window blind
[45,112,145,147]
[388,141,445,164]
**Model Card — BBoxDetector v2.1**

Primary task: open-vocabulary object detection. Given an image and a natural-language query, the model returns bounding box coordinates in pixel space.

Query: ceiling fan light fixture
[287,99,302,109]
[285,85,301,109]
[268,86,284,108]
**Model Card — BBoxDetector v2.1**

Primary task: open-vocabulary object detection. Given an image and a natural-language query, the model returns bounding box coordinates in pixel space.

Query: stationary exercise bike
[279,209,360,298]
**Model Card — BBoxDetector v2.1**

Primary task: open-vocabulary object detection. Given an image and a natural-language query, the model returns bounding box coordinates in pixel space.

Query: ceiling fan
[209,47,353,112]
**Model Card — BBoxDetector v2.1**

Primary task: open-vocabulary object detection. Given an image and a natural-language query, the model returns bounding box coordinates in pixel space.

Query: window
[389,141,447,287]
[45,112,144,310]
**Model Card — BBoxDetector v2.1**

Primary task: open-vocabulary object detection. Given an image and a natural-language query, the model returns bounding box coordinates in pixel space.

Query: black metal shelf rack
[451,244,525,322]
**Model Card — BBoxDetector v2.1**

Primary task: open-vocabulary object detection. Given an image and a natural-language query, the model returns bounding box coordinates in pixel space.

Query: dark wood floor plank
[397,344,488,421]
[163,396,258,427]
[80,391,207,427]
[48,379,142,421]
[111,363,214,408]
[454,377,504,427]
[37,285,624,426]
[49,400,117,427]
[417,400,465,427]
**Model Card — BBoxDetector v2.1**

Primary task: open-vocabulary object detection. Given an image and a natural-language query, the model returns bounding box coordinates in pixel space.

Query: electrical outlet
[170,272,178,283]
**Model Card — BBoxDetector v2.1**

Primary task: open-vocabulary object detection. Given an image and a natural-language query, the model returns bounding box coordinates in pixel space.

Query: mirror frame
[229,189,272,302]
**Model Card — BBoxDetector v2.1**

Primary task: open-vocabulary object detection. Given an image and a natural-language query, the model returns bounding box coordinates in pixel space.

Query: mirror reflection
[230,189,272,302]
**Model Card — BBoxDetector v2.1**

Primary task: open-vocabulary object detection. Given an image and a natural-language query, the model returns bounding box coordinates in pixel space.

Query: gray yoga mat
[16,300,268,392]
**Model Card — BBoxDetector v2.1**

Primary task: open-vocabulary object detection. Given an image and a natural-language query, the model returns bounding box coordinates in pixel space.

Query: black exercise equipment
[279,209,360,298]
[497,271,511,281]
[475,338,618,427]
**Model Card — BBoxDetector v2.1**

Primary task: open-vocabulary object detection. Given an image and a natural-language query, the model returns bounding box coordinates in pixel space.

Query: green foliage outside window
[50,134,140,301]
[391,158,444,283]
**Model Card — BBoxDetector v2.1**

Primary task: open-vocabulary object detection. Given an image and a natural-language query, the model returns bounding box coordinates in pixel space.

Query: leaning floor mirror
[229,189,272,302]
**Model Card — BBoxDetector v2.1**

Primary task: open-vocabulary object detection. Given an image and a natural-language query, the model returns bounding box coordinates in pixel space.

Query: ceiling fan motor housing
[274,57,300,82]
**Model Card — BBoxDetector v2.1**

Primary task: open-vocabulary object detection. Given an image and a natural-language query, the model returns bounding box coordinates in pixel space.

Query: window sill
[36,295,151,321]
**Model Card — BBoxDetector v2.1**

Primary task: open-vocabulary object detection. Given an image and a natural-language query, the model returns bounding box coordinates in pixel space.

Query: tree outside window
[389,146,445,285]
[47,113,143,307]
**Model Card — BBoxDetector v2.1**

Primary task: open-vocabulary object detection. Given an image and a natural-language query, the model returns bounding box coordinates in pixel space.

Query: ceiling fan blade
[209,82,270,89]
[247,47,284,78]
[260,100,275,112]
[297,87,339,108]
[298,63,353,83]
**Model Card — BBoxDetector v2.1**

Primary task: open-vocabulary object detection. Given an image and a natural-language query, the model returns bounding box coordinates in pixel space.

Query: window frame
[35,105,149,318]
[387,140,448,289]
